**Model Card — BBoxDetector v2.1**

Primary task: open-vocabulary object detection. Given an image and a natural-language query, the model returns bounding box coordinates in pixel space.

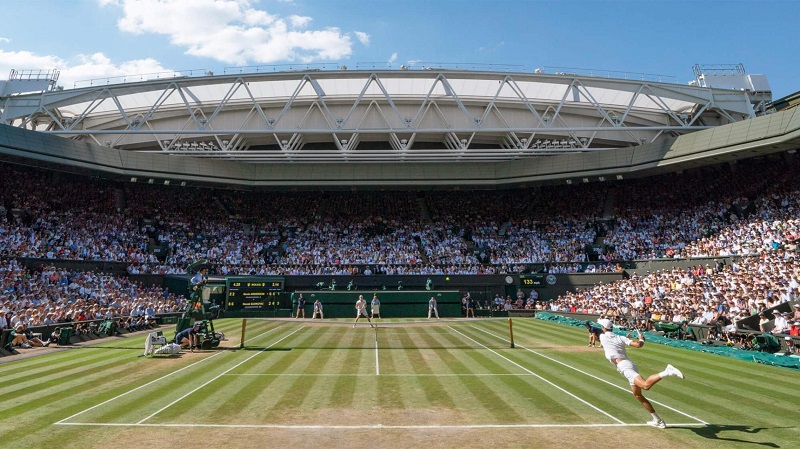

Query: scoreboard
[519,274,557,288]
[225,277,286,310]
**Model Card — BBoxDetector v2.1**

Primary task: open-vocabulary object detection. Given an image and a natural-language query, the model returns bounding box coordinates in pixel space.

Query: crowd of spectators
[0,258,186,350]
[0,156,798,278]
[0,163,621,274]
[545,251,800,346]
[3,154,800,355]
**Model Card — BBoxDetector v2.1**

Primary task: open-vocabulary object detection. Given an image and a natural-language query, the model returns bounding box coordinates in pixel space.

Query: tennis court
[2,318,798,448]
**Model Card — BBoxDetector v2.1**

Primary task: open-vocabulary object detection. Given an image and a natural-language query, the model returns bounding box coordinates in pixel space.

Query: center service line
[448,326,626,425]
[137,326,305,425]
[469,325,709,425]
[375,338,380,376]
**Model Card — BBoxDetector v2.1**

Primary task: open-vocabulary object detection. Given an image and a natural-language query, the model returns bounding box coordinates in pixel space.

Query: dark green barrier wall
[293,290,461,318]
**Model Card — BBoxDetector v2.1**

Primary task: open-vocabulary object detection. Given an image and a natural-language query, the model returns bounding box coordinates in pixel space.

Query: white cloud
[289,15,312,28]
[387,52,397,65]
[0,37,10,43]
[105,0,354,65]
[0,49,174,88]
[354,31,370,46]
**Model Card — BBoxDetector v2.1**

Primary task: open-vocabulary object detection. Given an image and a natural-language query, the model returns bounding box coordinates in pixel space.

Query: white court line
[54,422,707,429]
[137,326,305,424]
[374,338,380,376]
[470,325,709,425]
[447,326,626,425]
[225,373,537,377]
[56,323,287,425]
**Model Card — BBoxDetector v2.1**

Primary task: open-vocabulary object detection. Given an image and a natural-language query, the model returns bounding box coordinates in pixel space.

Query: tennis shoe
[647,419,666,429]
[665,364,684,379]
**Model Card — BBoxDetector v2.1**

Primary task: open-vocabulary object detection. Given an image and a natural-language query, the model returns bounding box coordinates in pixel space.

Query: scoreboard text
[226,277,285,310]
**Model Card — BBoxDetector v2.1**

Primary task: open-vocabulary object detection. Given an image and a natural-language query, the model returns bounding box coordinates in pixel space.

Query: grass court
[1,317,797,448]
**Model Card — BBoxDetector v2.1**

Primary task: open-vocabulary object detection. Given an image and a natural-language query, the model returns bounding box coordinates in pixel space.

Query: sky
[0,0,798,98]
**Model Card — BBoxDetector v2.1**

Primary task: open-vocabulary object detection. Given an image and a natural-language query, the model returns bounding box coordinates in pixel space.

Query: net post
[508,316,515,348]
[240,319,247,349]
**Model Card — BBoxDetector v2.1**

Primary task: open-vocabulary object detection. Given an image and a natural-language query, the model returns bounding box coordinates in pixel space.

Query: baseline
[54,422,707,429]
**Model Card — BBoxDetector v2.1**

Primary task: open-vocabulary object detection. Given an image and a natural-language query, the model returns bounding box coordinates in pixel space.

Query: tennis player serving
[597,318,684,429]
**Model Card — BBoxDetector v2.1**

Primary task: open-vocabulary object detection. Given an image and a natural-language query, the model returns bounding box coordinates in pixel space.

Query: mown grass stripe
[254,328,339,419]
[323,327,364,409]
[399,326,456,409]
[0,350,137,398]
[418,326,527,423]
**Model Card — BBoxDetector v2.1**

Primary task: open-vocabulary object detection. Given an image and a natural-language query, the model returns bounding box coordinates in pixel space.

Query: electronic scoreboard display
[225,277,286,310]
[519,274,557,288]
[519,274,545,288]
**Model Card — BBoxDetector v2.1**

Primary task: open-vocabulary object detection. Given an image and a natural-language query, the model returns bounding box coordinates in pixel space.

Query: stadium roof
[0,68,766,163]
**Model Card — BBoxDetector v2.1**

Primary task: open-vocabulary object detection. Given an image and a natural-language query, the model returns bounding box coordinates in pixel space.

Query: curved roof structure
[1,69,762,163]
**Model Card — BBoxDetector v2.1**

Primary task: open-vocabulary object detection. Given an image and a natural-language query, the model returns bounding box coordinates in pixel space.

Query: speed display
[225,277,286,310]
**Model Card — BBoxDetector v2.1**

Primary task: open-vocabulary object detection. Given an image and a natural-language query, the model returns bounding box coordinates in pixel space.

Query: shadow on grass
[673,424,786,448]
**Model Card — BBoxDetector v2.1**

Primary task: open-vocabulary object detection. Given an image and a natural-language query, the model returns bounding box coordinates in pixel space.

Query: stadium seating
[1,155,799,355]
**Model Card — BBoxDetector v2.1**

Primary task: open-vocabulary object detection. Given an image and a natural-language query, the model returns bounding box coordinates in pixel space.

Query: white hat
[597,318,613,330]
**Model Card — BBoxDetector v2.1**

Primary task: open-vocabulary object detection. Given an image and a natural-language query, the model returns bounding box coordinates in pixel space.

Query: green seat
[687,324,715,343]
[654,322,681,339]
[753,333,781,353]
[58,327,74,346]
[98,320,118,336]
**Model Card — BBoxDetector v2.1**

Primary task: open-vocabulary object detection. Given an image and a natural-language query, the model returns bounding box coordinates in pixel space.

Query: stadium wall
[291,290,462,318]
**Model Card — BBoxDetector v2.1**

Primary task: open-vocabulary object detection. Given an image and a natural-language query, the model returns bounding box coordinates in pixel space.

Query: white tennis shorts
[357,308,369,317]
[615,359,641,385]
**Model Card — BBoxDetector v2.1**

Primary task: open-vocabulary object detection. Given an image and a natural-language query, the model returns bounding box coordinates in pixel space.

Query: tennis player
[371,294,381,319]
[597,318,684,429]
[354,295,374,328]
[428,296,440,319]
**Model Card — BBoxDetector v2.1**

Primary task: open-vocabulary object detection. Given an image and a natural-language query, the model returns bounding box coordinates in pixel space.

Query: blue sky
[1,0,798,98]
